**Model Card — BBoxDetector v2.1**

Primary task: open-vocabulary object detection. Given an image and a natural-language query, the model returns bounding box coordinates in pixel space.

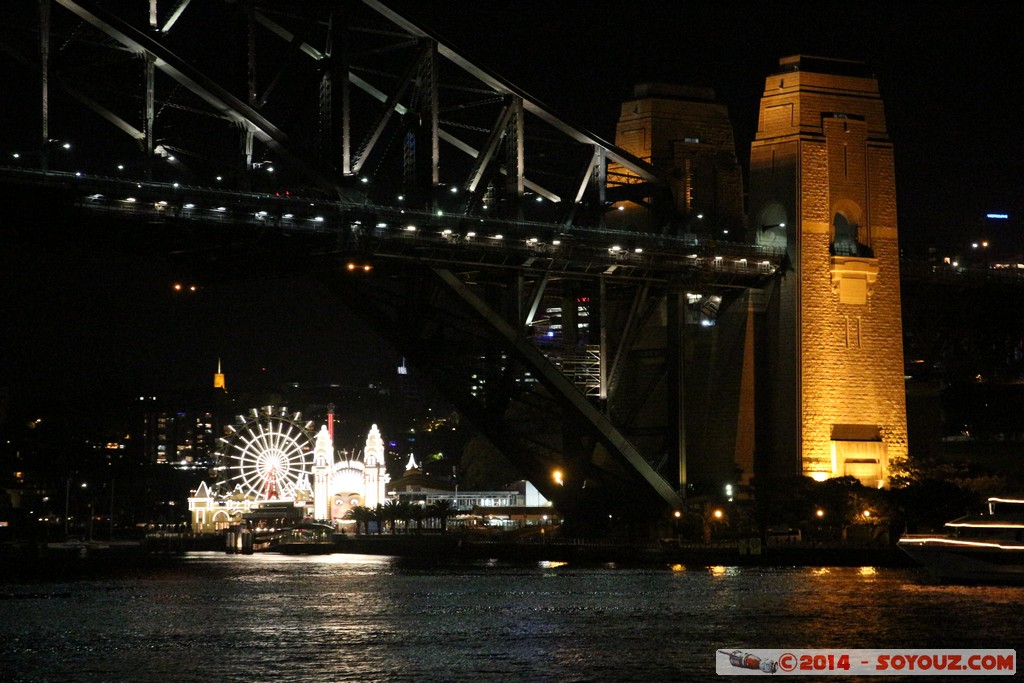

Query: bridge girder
[3,0,673,230]
[321,259,685,523]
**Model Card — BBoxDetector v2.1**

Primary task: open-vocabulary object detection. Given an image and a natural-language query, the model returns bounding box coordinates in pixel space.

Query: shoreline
[1,535,917,575]
[326,535,915,568]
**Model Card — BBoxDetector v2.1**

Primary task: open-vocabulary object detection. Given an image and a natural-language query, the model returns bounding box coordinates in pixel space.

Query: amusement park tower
[312,426,333,520]
[748,56,908,487]
[362,424,387,510]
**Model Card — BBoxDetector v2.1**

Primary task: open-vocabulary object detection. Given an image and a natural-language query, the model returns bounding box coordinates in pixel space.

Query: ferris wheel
[217,407,315,500]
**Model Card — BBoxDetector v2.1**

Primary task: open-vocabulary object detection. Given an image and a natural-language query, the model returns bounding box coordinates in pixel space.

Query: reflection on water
[1,553,1020,682]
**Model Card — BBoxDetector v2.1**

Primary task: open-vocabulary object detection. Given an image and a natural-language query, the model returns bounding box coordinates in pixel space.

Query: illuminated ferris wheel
[217,407,315,500]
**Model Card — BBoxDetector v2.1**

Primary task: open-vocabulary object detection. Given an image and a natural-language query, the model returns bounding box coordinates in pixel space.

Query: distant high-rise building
[213,358,226,391]
[139,360,230,467]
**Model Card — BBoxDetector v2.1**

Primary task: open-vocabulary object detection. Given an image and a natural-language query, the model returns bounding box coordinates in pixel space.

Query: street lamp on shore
[64,479,87,537]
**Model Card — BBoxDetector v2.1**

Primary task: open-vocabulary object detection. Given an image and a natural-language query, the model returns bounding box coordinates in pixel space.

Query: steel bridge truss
[323,258,689,522]
[1,165,785,520]
[4,0,670,230]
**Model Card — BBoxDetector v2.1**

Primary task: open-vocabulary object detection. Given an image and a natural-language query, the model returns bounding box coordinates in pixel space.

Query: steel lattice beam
[53,0,345,194]
[431,268,683,508]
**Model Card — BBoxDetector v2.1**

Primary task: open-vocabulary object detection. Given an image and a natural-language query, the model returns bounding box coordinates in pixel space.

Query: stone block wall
[750,56,908,485]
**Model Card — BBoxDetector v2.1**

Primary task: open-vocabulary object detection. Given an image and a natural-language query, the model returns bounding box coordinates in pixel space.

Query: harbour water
[1,552,1020,681]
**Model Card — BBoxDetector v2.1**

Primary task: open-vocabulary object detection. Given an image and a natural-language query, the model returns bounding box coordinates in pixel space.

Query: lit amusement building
[187,410,389,532]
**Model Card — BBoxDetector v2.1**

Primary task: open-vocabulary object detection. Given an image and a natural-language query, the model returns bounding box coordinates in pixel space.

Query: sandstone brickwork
[749,56,908,486]
[610,83,745,234]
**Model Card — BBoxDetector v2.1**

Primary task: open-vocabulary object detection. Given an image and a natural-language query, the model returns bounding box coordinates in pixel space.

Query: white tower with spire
[363,424,389,510]
[312,425,334,520]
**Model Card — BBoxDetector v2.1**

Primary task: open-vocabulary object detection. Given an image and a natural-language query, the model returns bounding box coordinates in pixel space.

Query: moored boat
[898,496,1024,583]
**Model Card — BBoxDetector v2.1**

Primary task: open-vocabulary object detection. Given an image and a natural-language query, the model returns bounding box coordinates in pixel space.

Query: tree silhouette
[343,505,373,536]
[427,499,456,533]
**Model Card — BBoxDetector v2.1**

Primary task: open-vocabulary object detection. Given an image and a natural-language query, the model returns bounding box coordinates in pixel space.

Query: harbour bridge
[1,0,858,535]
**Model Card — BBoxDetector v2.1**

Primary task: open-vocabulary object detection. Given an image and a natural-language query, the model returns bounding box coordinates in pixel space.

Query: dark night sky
[2,1,1023,416]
